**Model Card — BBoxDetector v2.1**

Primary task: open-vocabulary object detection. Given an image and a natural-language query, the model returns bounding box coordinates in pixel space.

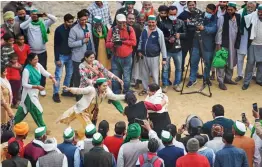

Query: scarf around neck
[93,25,107,39]
[31,19,48,43]
[26,64,41,86]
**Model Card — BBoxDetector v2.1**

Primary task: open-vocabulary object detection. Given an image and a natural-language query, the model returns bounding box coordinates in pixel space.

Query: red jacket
[6,63,21,81]
[106,25,136,58]
[176,153,210,167]
[104,135,124,160]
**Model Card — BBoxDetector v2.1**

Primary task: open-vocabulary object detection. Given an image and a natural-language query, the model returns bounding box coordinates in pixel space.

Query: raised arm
[20,17,32,30]
[44,13,57,28]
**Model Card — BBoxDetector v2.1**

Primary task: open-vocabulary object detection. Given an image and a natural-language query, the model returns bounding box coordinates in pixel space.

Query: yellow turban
[13,122,29,136]
[3,11,15,21]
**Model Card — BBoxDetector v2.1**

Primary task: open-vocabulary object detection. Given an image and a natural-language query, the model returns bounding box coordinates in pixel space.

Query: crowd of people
[1,1,262,167]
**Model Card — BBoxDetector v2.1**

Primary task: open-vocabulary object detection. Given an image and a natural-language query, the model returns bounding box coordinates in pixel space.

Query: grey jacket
[68,23,95,62]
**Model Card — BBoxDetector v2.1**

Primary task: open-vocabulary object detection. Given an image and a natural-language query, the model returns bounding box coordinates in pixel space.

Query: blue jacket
[192,13,217,52]
[58,142,80,167]
[138,26,167,60]
[157,145,184,167]
[215,145,249,167]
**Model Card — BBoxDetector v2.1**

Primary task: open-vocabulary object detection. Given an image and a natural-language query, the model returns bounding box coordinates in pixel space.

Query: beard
[220,6,226,10]
[6,22,15,28]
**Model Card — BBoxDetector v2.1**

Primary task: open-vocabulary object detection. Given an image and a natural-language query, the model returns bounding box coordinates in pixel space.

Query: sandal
[138,90,147,96]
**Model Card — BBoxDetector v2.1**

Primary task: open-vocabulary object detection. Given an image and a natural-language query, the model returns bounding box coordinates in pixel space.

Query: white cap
[116,14,126,22]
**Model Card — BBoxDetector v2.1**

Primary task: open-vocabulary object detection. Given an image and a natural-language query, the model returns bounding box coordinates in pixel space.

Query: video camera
[187,8,204,27]
[112,27,122,47]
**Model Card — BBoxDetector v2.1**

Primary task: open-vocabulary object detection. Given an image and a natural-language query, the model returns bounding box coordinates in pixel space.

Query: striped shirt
[1,45,14,66]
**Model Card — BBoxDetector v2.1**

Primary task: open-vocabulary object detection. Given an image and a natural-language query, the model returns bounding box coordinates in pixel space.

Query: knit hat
[93,16,103,24]
[3,11,15,21]
[186,138,200,153]
[85,124,96,136]
[92,132,103,144]
[13,122,29,136]
[35,126,46,138]
[116,14,126,22]
[43,138,57,152]
[161,130,173,143]
[228,2,237,8]
[258,4,262,10]
[148,15,156,21]
[96,78,107,84]
[63,127,75,139]
[233,120,246,136]
[125,1,136,5]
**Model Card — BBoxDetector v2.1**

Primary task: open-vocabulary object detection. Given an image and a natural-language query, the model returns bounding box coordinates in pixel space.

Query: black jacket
[158,18,187,53]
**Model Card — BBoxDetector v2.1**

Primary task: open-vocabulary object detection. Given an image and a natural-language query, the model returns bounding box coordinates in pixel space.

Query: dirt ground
[7,1,261,144]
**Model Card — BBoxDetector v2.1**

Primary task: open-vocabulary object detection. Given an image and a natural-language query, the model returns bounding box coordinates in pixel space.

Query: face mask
[205,12,212,19]
[169,16,177,21]
[180,2,186,5]
[19,16,26,21]
[247,9,254,14]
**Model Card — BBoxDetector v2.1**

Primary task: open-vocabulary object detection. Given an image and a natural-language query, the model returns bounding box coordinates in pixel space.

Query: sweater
[20,14,57,54]
[176,153,210,167]
[106,25,136,58]
[54,24,72,61]
[13,44,30,65]
[104,135,124,160]
[6,64,21,81]
[157,145,184,167]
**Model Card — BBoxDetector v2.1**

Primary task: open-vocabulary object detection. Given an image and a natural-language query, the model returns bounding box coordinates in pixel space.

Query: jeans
[162,51,182,86]
[35,51,47,87]
[53,54,73,94]
[189,47,213,82]
[111,54,132,94]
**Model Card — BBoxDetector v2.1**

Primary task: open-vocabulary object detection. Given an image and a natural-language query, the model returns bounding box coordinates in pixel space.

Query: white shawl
[245,10,259,40]
[0,77,13,103]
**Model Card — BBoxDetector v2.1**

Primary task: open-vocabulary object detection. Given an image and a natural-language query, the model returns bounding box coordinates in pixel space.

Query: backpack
[141,153,159,167]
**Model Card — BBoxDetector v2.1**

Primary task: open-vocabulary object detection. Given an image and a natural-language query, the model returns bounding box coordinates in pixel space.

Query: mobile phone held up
[241,113,247,123]
[253,103,258,112]
[134,118,144,125]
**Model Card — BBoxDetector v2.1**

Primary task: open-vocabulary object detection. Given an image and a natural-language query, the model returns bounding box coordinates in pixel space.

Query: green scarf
[92,25,107,39]
[26,64,41,86]
[240,7,248,35]
[251,120,262,138]
[112,100,124,113]
[123,123,141,143]
[31,19,48,43]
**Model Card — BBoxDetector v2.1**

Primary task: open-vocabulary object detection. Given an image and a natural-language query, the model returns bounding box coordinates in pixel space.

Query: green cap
[96,78,107,84]
[92,132,103,144]
[35,126,46,138]
[63,127,75,139]
[85,124,96,136]
[31,9,39,14]
[93,16,103,24]
[228,2,237,8]
[127,123,141,139]
[161,130,173,142]
[233,120,246,136]
[258,4,262,10]
[125,1,136,5]
[148,15,156,21]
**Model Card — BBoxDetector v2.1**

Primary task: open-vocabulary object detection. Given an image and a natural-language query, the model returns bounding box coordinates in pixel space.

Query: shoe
[162,86,168,93]
[256,82,262,86]
[61,91,74,97]
[197,73,203,79]
[210,72,215,80]
[168,80,172,86]
[219,83,227,90]
[40,90,46,96]
[242,84,249,90]
[252,76,256,81]
[52,93,61,103]
[224,79,237,85]
[186,80,197,88]
[173,85,181,92]
[235,76,243,82]
[204,79,212,86]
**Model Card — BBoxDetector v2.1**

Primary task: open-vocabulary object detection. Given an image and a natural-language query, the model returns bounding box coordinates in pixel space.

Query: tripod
[180,31,212,97]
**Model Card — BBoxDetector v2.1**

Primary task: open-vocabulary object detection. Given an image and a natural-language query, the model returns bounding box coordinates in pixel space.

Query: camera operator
[215,2,241,90]
[159,6,187,93]
[187,4,217,87]
[106,14,136,94]
[178,1,202,79]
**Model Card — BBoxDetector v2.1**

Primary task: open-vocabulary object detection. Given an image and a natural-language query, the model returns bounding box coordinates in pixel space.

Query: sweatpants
[141,56,160,90]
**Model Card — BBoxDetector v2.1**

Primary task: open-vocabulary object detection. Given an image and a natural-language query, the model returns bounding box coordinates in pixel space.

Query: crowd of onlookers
[1,1,262,167]
[2,103,262,167]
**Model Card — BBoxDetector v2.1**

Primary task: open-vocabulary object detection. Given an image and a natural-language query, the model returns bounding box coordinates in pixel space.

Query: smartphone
[37,13,44,17]
[182,124,186,129]
[134,118,144,125]
[242,113,247,123]
[253,103,258,112]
